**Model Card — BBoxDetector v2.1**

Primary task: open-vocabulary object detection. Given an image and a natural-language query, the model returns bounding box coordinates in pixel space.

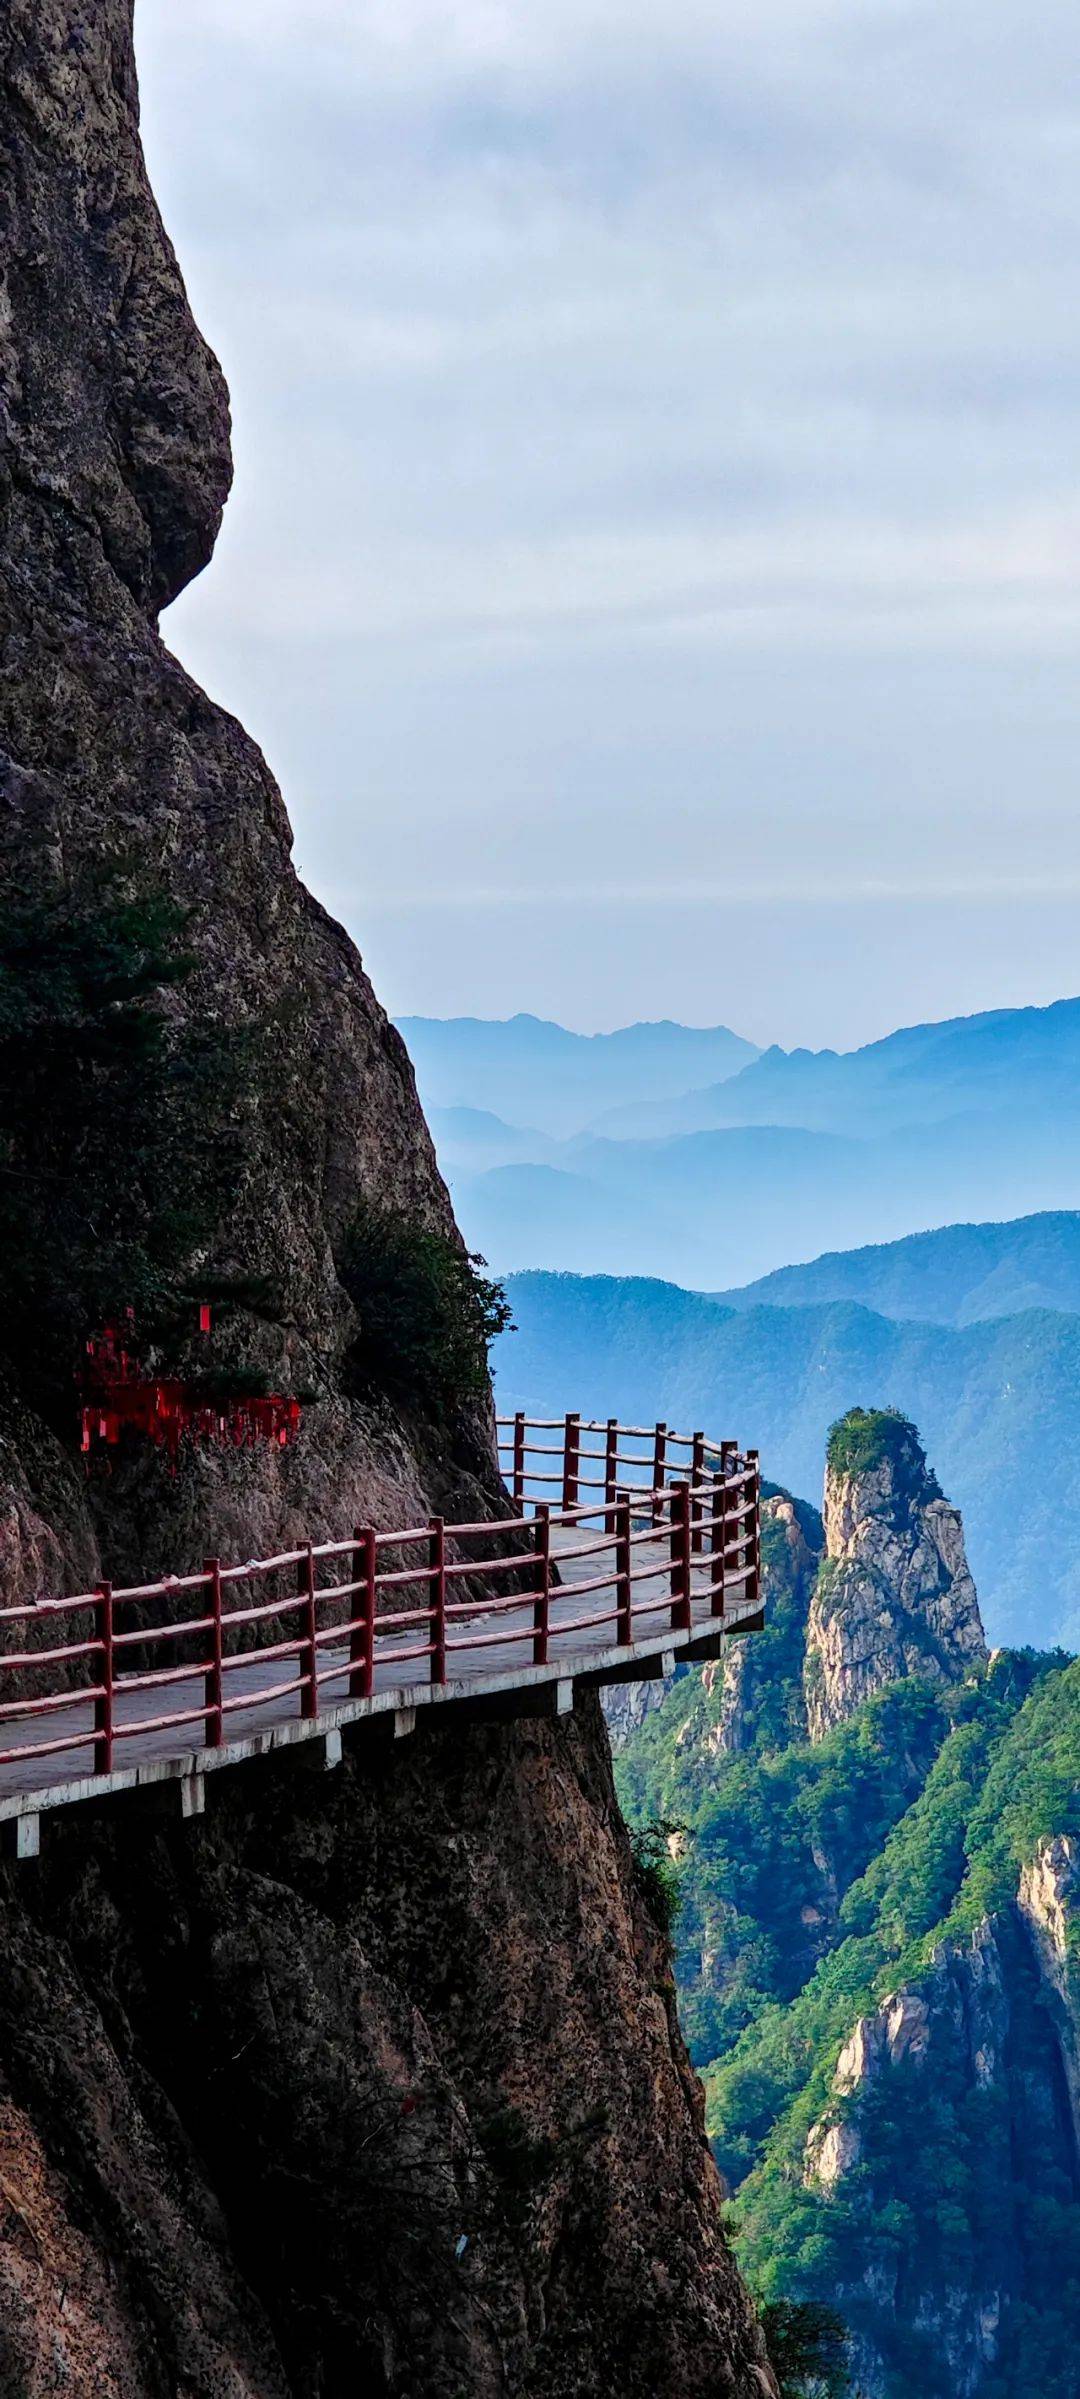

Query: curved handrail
[0,1414,761,1801]
[496,1409,755,1515]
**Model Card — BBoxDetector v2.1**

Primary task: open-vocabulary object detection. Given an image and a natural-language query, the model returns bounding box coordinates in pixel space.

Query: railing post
[651,1422,667,1524]
[533,1503,551,1667]
[562,1412,581,1512]
[718,1442,738,1613]
[298,1546,318,1720]
[512,1411,526,1509]
[669,1481,692,1633]
[204,1558,223,1749]
[604,1417,619,1533]
[93,1581,114,1777]
[430,1516,447,1685]
[711,1475,728,1620]
[746,1449,761,1609]
[350,1525,376,1701]
[690,1430,705,1554]
[616,1493,633,1645]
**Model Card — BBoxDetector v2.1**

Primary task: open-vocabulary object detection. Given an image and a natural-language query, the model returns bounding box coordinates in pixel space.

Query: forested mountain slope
[616,1417,1080,2399]
[714,1211,1080,1327]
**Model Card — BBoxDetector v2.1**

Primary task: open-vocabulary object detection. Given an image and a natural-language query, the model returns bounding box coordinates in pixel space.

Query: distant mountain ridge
[494,1269,1080,1650]
[455,1107,1080,1288]
[397,1013,760,1138]
[426,1106,560,1175]
[714,1211,1080,1326]
[596,992,1080,1141]
[406,999,1080,1288]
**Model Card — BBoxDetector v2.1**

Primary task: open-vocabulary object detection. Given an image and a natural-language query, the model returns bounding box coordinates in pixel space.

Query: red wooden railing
[0,1414,760,1791]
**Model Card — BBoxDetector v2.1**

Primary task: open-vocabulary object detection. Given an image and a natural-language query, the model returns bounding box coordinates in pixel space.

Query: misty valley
[404,1005,1080,2398]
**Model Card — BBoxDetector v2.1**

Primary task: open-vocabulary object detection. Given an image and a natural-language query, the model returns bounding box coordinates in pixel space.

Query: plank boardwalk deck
[0,1415,763,1847]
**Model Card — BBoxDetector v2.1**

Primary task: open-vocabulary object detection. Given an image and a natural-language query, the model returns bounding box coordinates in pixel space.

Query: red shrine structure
[79,1310,301,1462]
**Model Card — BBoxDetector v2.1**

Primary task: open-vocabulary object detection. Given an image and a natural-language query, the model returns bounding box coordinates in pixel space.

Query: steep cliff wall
[805,1409,987,1740]
[708,1494,819,1757]
[0,0,483,1596]
[0,9,776,2394]
[0,1705,782,2399]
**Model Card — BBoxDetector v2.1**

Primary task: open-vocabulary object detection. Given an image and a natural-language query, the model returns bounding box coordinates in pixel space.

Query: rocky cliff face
[604,1667,677,1746]
[0,1705,782,2399]
[0,9,776,2394]
[805,1410,987,1741]
[603,1495,820,1753]
[708,1495,818,1755]
[0,0,489,1601]
[1017,1833,1080,2156]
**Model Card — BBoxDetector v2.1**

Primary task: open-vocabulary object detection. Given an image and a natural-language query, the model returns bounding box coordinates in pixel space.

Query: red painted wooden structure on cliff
[0,1414,762,1855]
[79,1314,301,1462]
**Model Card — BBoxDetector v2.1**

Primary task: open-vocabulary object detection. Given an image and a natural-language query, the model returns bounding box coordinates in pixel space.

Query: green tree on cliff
[0,878,247,1425]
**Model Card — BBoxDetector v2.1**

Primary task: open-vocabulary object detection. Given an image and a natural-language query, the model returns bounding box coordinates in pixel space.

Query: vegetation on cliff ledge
[0,880,250,1426]
[825,1406,942,1503]
[339,1199,511,1421]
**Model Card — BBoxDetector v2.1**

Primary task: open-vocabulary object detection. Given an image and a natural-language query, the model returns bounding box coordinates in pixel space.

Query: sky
[137,0,1080,1051]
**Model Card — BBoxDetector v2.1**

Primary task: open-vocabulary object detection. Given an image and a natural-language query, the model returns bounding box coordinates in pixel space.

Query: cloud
[134,0,1080,1044]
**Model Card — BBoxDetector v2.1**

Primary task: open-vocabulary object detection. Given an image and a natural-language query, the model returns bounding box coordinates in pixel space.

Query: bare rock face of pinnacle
[805,1412,987,1742]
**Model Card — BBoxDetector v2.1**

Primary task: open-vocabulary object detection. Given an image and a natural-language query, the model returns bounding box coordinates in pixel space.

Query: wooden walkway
[0,1415,762,1854]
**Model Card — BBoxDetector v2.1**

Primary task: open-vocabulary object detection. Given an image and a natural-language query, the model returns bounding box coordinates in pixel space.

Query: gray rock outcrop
[805,1412,987,1741]
[1017,1833,1080,2154]
[708,1494,817,1753]
[603,1669,676,1744]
